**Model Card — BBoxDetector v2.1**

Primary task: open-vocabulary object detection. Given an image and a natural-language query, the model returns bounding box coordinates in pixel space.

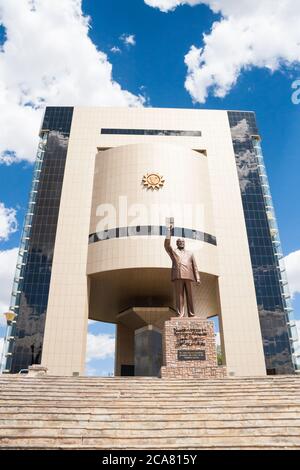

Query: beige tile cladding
[161,317,226,379]
[87,142,218,276]
[40,107,266,377]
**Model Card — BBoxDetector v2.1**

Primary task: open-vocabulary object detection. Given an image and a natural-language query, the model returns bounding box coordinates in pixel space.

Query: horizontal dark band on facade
[89,226,217,246]
[101,128,202,137]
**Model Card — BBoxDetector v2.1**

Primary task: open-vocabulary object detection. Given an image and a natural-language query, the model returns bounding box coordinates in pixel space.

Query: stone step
[0,409,296,424]
[1,383,298,388]
[0,375,297,378]
[2,380,298,386]
[1,418,300,429]
[1,402,298,411]
[2,384,299,389]
[1,390,299,397]
[1,425,300,438]
[0,382,299,393]
[1,393,299,401]
[1,383,299,390]
[1,435,300,449]
[0,396,298,404]
[1,387,298,397]
[1,376,294,380]
[0,407,300,422]
[1,386,297,394]
[2,404,299,413]
[1,385,299,394]
[1,377,299,385]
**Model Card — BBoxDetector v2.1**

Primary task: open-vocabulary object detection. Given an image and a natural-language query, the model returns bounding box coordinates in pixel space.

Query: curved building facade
[2,107,298,377]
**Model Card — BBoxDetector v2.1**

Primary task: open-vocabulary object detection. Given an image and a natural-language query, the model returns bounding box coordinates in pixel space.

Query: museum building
[2,107,299,377]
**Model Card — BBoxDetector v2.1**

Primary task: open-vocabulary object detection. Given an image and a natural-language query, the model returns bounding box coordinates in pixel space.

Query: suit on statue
[164,229,200,317]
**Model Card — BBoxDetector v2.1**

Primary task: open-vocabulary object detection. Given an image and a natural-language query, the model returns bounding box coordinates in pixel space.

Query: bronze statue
[164,222,200,318]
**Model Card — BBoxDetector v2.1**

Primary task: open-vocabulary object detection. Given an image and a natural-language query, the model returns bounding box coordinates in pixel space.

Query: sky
[0,0,300,375]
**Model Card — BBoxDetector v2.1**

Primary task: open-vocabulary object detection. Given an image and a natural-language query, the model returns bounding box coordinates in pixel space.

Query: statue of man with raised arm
[164,221,200,318]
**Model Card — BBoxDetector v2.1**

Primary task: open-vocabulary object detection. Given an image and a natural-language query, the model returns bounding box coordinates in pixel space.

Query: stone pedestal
[135,325,162,377]
[161,317,226,379]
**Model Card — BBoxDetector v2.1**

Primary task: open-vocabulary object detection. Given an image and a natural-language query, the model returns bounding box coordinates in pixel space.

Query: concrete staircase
[0,375,300,449]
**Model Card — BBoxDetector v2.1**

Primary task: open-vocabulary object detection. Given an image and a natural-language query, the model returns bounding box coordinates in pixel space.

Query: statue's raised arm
[164,222,174,258]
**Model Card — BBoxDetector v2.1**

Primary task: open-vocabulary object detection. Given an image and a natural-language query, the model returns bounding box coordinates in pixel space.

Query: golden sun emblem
[142,173,165,190]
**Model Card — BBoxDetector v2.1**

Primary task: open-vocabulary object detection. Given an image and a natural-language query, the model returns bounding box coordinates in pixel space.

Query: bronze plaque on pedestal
[177,349,206,361]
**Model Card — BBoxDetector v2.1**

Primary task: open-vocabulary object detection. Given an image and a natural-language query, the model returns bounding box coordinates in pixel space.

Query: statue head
[176,238,185,250]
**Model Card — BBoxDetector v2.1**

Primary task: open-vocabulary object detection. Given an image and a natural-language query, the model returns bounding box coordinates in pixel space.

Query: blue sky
[0,0,300,375]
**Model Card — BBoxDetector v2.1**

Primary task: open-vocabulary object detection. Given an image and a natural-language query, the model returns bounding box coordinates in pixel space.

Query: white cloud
[120,34,136,47]
[85,364,98,376]
[110,46,121,54]
[230,118,249,143]
[144,0,200,12]
[0,0,144,164]
[86,332,115,362]
[0,203,17,241]
[0,247,18,326]
[284,250,300,298]
[145,0,300,103]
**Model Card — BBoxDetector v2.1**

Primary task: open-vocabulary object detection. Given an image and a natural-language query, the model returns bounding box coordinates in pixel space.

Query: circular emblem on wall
[142,173,165,190]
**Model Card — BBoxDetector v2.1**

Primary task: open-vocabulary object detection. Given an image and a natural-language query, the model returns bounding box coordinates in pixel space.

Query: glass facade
[4,107,74,373]
[101,128,202,137]
[89,225,217,246]
[228,111,297,374]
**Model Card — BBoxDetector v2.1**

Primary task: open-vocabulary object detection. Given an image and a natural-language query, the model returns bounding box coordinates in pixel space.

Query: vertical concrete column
[115,323,135,376]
